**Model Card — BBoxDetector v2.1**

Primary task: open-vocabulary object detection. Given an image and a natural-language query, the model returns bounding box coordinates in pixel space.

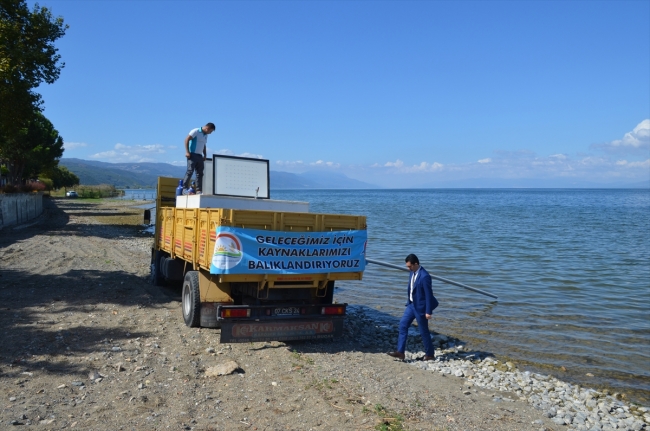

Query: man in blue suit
[387,254,439,361]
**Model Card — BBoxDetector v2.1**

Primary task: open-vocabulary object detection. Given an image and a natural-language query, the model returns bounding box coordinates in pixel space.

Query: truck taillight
[221,308,251,318]
[321,306,345,315]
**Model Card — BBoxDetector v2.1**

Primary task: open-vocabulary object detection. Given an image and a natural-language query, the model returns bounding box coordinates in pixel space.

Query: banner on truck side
[209,226,367,274]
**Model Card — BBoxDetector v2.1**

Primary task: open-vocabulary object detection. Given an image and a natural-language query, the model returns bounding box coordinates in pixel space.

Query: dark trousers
[396,303,434,356]
[183,153,204,191]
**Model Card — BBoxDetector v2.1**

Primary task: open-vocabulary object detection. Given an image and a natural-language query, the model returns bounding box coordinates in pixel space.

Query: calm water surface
[119,189,157,200]
[271,188,650,403]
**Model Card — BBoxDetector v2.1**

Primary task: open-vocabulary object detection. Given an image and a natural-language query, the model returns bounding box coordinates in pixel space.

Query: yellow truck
[149,156,367,343]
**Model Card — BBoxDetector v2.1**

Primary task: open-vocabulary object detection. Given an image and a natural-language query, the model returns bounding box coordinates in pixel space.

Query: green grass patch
[291,350,314,365]
[371,404,405,431]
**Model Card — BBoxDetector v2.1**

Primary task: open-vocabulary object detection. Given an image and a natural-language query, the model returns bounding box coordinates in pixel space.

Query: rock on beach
[205,360,240,377]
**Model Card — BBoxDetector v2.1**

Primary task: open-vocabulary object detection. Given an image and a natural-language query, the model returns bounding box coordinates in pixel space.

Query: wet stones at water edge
[409,343,647,430]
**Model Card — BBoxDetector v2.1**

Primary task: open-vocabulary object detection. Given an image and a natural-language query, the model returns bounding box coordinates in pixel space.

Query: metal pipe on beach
[365,258,498,300]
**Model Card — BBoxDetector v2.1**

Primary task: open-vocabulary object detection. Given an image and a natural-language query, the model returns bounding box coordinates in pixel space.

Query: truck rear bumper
[203,303,347,343]
[219,316,345,343]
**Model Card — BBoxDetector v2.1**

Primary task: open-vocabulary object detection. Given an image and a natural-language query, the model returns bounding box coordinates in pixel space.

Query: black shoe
[387,351,405,360]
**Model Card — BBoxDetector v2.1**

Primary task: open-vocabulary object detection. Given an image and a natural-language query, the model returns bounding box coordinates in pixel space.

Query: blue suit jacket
[406,266,439,315]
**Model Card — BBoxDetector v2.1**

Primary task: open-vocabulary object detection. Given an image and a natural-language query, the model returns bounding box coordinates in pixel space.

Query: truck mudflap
[219,317,345,343]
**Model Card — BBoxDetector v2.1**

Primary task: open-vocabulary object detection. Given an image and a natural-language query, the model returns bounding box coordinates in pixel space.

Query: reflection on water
[272,188,650,403]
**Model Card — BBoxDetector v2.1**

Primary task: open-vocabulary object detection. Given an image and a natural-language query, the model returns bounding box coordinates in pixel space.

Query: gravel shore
[0,197,646,431]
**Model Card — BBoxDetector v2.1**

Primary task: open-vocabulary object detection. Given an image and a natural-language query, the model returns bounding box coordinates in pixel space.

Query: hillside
[60,158,185,188]
[59,158,378,189]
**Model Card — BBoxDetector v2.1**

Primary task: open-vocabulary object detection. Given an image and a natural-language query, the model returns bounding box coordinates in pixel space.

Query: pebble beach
[350,305,650,431]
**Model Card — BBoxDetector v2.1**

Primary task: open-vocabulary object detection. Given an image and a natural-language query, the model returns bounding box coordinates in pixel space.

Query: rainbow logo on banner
[211,232,243,270]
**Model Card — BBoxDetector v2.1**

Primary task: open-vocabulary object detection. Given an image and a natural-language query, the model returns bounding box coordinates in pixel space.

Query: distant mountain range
[271,171,378,189]
[419,177,650,189]
[59,158,378,189]
[58,158,648,189]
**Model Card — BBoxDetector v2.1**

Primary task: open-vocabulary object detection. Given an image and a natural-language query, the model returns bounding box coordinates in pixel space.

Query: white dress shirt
[409,267,420,303]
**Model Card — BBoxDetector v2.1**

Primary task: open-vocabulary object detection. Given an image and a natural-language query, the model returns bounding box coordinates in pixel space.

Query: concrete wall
[0,193,43,230]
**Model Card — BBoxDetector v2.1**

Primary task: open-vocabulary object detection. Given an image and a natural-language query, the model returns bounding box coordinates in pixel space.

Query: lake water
[119,189,157,200]
[269,188,650,404]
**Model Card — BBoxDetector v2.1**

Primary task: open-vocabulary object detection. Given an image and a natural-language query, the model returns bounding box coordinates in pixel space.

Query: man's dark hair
[206,122,216,130]
[405,254,419,265]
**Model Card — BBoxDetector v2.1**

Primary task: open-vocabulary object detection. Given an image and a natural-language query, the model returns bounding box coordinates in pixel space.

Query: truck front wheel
[182,271,201,327]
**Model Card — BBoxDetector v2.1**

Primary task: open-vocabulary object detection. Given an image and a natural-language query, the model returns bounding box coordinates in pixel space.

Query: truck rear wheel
[151,250,165,286]
[182,271,201,327]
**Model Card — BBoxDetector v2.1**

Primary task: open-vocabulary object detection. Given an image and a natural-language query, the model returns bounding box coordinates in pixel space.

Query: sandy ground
[0,197,561,431]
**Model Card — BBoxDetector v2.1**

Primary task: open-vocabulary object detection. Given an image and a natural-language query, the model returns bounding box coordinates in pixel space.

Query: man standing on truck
[387,253,438,361]
[182,122,215,194]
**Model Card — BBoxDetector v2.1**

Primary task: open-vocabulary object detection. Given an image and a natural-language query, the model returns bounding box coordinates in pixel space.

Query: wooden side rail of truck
[150,176,367,343]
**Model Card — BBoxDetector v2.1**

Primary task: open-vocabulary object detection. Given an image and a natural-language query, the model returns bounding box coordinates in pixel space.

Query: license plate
[274,307,300,316]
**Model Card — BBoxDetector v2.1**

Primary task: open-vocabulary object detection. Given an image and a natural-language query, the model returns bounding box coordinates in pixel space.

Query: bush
[76,184,119,198]
[39,177,54,191]
[1,184,18,193]
[23,181,46,192]
[1,181,48,193]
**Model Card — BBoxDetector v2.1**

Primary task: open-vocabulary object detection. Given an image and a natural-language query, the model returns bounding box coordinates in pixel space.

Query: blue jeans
[396,303,434,356]
[183,153,204,191]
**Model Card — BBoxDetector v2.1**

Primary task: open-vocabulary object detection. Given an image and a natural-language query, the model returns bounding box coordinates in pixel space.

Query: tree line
[0,0,78,191]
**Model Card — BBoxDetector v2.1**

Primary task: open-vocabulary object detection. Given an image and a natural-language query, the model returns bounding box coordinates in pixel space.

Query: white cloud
[454,152,648,182]
[269,146,648,187]
[578,156,609,166]
[310,160,340,168]
[89,143,167,162]
[238,152,264,159]
[276,160,305,167]
[384,159,404,168]
[592,119,650,154]
[613,119,649,148]
[359,151,648,186]
[377,159,443,173]
[63,142,88,151]
[615,159,650,168]
[213,148,264,159]
[414,162,444,172]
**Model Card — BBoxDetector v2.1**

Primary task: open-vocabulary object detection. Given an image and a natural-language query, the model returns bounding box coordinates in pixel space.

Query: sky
[32,0,650,188]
